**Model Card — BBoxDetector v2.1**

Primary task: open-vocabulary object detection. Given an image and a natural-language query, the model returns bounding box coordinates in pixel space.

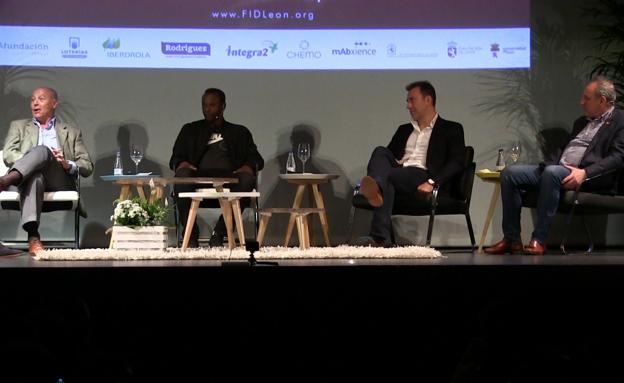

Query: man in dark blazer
[485,77,624,255]
[357,81,466,246]
[170,88,264,247]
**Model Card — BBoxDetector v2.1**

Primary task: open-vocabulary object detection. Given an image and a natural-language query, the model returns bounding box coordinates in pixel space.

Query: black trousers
[367,146,428,241]
[173,167,256,242]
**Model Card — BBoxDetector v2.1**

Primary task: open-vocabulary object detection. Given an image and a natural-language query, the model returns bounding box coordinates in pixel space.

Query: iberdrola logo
[103,38,121,49]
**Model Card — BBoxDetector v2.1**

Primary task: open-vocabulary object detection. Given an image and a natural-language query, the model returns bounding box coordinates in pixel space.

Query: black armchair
[521,168,624,254]
[348,146,476,247]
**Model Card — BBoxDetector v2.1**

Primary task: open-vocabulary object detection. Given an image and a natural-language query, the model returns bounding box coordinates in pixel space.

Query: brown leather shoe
[483,239,524,254]
[524,239,546,255]
[359,176,383,207]
[28,237,44,255]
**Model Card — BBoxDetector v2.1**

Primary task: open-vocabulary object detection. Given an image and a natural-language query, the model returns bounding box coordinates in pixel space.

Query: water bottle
[113,149,123,175]
[495,148,506,171]
[286,152,296,173]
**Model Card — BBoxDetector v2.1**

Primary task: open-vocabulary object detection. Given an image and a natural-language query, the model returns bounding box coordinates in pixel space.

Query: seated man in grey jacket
[0,87,93,255]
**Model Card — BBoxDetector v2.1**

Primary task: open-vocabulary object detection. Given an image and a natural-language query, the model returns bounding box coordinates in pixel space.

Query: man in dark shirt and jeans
[170,88,264,247]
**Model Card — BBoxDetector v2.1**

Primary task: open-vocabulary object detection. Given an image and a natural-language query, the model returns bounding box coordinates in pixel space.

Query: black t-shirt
[197,131,234,173]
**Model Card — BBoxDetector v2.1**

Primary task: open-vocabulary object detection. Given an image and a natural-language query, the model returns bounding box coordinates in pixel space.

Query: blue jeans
[500,164,571,244]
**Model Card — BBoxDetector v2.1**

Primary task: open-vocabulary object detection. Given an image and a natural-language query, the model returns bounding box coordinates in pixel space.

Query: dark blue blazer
[387,116,466,188]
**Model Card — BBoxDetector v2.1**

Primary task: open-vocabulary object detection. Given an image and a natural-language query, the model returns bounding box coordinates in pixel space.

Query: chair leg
[582,216,594,254]
[560,205,578,255]
[346,204,357,244]
[253,196,260,240]
[75,207,80,249]
[465,213,476,250]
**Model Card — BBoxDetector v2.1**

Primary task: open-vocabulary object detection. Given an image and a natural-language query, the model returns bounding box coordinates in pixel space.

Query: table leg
[257,213,271,246]
[478,182,501,254]
[119,185,132,201]
[284,184,306,247]
[295,214,306,250]
[311,184,331,247]
[135,184,146,200]
[231,198,246,246]
[182,198,200,250]
[218,198,236,249]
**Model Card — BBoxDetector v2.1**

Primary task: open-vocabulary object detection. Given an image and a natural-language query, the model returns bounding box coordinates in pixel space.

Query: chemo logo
[103,38,150,59]
[161,42,211,57]
[447,42,457,58]
[286,40,321,59]
[225,40,278,59]
[61,37,87,59]
[490,43,500,58]
[102,38,121,49]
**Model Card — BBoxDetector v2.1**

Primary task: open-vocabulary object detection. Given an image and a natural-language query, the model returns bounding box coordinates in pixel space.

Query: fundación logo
[286,40,321,59]
[0,41,49,57]
[226,40,278,59]
[331,41,376,56]
[61,37,87,59]
[161,42,211,57]
[102,38,150,59]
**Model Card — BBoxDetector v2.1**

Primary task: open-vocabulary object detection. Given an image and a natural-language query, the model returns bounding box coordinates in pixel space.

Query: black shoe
[209,232,225,247]
[354,236,391,248]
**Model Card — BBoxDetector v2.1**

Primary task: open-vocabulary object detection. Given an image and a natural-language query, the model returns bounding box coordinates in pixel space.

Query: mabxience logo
[61,37,87,59]
[226,40,278,59]
[103,38,150,59]
[161,42,211,57]
[331,41,376,56]
[286,40,321,59]
[103,38,121,49]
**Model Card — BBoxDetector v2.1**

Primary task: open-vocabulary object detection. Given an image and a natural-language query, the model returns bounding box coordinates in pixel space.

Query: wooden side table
[475,170,501,254]
[279,174,339,247]
[178,191,260,250]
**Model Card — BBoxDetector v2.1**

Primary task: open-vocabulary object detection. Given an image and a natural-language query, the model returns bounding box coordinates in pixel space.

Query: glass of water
[297,143,310,173]
[286,152,296,173]
[130,144,143,174]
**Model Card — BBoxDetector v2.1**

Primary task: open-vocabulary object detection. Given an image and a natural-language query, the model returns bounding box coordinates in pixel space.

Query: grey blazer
[3,118,93,178]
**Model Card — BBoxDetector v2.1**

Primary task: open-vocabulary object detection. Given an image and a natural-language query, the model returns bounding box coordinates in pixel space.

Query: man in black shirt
[170,88,264,247]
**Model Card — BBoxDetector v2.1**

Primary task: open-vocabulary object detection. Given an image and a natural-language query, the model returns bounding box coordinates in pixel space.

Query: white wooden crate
[112,226,168,250]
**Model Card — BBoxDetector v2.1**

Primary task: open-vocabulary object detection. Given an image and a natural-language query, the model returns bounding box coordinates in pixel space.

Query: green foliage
[587,0,624,107]
[111,197,169,227]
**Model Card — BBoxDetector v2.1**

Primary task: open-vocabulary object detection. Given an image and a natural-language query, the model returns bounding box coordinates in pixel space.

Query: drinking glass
[286,152,296,173]
[130,144,143,174]
[297,143,310,173]
[510,142,521,164]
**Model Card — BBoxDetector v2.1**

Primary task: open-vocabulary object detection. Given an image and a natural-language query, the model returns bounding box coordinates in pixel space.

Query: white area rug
[36,245,441,261]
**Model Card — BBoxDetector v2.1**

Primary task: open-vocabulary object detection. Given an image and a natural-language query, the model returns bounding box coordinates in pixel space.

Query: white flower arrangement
[111,198,168,227]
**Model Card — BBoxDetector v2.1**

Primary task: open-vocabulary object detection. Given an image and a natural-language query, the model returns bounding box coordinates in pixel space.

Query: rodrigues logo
[102,38,150,59]
[161,42,211,56]
[61,37,87,59]
[226,40,278,59]
[331,41,376,56]
[287,40,321,59]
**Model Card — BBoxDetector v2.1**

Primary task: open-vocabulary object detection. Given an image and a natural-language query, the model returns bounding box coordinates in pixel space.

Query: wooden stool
[257,208,323,249]
[178,191,260,250]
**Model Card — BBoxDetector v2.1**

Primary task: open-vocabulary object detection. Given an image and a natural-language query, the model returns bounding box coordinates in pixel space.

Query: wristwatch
[427,178,436,186]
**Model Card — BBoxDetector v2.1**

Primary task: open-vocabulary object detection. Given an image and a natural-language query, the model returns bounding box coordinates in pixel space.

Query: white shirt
[399,114,438,169]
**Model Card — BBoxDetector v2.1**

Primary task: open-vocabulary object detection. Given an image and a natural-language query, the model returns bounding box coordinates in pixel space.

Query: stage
[1,249,623,381]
